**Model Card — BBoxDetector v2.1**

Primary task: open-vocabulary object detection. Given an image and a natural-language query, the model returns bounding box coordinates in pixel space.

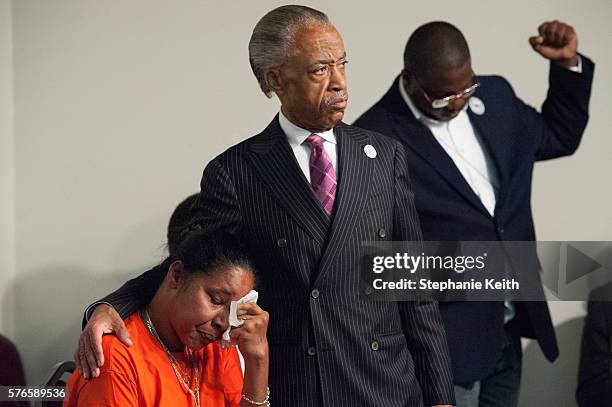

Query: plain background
[0,1,610,405]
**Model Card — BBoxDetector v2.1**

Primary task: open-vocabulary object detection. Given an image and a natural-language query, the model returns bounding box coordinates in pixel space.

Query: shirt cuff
[84,301,114,322]
[567,55,583,73]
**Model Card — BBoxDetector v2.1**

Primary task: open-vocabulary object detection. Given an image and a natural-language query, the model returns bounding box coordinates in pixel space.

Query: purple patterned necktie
[305,134,337,217]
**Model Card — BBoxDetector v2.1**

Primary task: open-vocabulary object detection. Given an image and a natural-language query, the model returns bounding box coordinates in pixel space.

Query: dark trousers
[454,326,522,407]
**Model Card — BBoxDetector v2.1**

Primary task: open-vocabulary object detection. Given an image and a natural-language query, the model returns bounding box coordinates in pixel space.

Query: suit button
[378,228,387,239]
[364,286,373,296]
[497,226,505,234]
[277,238,287,248]
[370,340,380,351]
[311,289,320,299]
[307,347,317,356]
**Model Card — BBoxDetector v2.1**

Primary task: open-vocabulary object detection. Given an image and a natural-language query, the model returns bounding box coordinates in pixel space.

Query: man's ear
[265,69,283,95]
[401,68,417,95]
[166,260,185,290]
[401,68,415,85]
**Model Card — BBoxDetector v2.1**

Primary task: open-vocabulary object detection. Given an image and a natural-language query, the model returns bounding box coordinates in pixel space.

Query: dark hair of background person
[403,21,471,75]
[166,193,200,255]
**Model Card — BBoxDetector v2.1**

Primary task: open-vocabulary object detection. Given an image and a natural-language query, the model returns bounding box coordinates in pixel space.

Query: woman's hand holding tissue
[229,302,269,364]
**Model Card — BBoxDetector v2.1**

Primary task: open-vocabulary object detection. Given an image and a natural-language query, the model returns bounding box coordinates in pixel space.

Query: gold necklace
[141,308,201,407]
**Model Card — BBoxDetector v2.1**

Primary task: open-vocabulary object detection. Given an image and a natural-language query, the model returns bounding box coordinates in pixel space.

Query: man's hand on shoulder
[74,304,132,379]
[529,20,578,69]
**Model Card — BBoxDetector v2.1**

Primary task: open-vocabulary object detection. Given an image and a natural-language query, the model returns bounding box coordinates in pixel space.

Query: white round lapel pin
[469,96,485,115]
[364,144,377,158]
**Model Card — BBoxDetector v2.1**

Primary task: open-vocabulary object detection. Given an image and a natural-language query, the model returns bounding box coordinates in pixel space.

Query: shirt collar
[279,109,337,149]
[398,76,467,128]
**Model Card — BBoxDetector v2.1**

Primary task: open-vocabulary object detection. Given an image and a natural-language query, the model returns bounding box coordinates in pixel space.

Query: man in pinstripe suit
[76,6,455,406]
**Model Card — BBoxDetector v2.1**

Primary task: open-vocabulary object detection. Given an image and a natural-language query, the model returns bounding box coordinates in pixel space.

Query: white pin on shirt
[364,144,377,158]
[469,96,485,115]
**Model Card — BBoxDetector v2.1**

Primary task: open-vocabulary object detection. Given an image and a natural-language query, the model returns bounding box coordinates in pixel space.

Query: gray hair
[248,5,332,98]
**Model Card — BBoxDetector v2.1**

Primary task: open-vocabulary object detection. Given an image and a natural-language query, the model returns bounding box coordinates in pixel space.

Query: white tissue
[220,290,258,348]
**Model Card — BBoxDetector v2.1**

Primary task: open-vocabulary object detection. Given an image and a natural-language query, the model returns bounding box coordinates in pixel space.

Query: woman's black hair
[165,230,254,280]
[166,193,200,255]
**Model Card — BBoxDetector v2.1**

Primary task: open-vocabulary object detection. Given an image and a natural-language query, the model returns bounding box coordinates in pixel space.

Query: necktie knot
[305,134,324,149]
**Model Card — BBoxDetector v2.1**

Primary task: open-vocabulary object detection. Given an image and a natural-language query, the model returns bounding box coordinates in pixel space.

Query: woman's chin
[186,332,216,350]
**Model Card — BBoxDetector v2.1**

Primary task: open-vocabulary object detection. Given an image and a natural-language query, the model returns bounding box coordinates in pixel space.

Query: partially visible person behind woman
[64,231,269,406]
[166,193,199,255]
[577,283,612,407]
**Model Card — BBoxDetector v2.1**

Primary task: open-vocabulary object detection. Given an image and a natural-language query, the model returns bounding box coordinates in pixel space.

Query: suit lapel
[314,123,372,285]
[246,115,331,246]
[380,80,492,217]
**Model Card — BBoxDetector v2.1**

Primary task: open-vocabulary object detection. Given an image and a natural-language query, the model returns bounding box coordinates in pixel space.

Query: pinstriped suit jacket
[91,116,455,406]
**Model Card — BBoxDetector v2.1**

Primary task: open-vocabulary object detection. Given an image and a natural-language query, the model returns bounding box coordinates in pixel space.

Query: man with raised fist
[355,20,594,407]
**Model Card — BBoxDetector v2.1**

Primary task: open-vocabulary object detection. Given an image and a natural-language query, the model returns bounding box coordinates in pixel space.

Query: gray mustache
[324,91,349,106]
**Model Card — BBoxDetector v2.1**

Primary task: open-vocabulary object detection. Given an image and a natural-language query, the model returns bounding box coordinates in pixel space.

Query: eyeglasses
[413,76,480,109]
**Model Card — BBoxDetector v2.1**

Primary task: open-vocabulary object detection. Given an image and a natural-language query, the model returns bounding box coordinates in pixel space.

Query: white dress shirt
[279,110,338,184]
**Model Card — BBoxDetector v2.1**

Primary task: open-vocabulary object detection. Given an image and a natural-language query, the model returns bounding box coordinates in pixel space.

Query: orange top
[64,314,243,406]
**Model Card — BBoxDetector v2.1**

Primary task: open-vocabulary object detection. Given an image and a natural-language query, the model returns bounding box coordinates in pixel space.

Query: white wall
[0,0,15,339]
[5,1,612,405]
